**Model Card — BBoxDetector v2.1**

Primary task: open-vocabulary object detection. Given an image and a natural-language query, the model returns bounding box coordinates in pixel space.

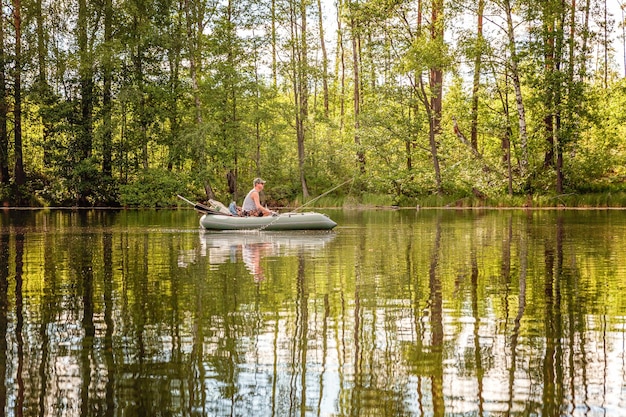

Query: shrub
[119,169,188,207]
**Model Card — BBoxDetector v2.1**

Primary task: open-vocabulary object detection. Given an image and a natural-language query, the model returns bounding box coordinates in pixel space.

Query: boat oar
[177,195,221,215]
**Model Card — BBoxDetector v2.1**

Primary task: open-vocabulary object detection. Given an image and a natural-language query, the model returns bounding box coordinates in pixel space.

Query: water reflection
[0,232,8,413]
[190,231,337,281]
[0,209,624,416]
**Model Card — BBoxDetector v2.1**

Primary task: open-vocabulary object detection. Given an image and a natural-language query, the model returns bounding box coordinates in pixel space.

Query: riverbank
[3,191,626,210]
[279,190,626,210]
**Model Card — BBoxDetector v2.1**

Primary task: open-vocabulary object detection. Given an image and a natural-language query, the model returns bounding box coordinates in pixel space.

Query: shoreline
[3,205,626,211]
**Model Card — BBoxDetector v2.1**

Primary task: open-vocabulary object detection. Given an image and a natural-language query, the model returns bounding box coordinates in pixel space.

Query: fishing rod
[177,194,222,215]
[291,177,354,213]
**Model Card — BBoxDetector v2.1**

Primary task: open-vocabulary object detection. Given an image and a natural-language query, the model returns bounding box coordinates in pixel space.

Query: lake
[0,208,625,416]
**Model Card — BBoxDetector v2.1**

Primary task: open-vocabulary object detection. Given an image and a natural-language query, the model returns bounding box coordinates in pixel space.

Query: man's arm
[252,191,274,215]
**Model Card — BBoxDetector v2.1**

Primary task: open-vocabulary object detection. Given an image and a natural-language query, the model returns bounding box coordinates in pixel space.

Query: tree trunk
[568,0,576,85]
[13,0,25,188]
[226,0,240,200]
[419,77,442,194]
[542,11,556,169]
[184,0,204,124]
[289,0,310,198]
[166,61,181,172]
[166,2,183,172]
[316,0,329,117]
[428,0,444,194]
[554,6,565,193]
[407,0,423,173]
[350,15,365,173]
[561,0,578,194]
[336,0,346,130]
[297,0,309,197]
[429,0,443,135]
[78,0,93,162]
[132,14,149,170]
[503,0,529,175]
[505,124,513,195]
[580,0,591,79]
[36,0,46,87]
[253,44,262,177]
[493,60,515,196]
[542,3,565,194]
[271,0,278,88]
[603,0,608,89]
[35,0,55,168]
[470,0,484,151]
[102,0,113,176]
[0,5,8,185]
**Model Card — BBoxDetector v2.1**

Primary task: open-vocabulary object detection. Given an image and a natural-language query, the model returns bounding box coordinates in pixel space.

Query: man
[242,178,276,217]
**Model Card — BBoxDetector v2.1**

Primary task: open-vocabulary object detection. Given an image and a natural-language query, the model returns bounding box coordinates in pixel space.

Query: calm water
[0,208,625,417]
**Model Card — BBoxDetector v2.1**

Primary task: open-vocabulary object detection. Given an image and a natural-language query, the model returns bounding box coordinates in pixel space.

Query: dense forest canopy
[0,0,625,207]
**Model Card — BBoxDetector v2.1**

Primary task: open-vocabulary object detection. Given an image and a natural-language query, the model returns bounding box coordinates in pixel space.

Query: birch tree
[0,5,8,185]
[501,0,529,175]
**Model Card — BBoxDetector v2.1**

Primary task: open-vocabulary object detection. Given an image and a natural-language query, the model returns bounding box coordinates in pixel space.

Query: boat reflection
[193,231,337,280]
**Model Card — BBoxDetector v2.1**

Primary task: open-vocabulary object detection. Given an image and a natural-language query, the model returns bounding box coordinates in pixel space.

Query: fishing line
[290,177,355,213]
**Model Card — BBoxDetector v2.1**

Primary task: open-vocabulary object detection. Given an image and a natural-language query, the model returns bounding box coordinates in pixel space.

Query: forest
[0,0,625,207]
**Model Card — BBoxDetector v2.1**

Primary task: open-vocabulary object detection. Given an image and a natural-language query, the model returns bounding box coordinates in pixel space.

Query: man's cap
[253,178,266,185]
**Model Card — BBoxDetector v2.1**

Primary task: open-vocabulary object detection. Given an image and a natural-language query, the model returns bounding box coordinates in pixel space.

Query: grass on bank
[278,191,626,209]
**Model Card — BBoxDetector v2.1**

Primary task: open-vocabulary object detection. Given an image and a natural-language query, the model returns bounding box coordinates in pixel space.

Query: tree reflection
[290,253,308,415]
[542,212,564,417]
[0,210,625,416]
[0,232,8,413]
[39,221,57,417]
[15,227,25,417]
[506,215,526,417]
[429,216,444,417]
[470,244,484,416]
[103,231,115,417]
[77,223,95,416]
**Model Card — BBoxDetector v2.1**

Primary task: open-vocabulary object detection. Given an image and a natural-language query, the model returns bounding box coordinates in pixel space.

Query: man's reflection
[194,232,336,281]
[242,243,271,281]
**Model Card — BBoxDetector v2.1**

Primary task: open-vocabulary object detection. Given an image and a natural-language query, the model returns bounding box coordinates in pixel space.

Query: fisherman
[242,178,276,217]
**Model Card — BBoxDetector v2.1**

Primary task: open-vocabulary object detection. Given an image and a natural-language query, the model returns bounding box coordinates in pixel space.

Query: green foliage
[32,159,119,206]
[119,169,189,207]
[5,0,626,208]
[0,183,10,203]
[402,34,453,74]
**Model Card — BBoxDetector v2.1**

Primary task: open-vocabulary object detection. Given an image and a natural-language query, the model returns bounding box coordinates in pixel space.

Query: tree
[427,0,445,194]
[335,0,347,130]
[132,11,150,170]
[184,0,212,125]
[347,0,365,174]
[316,0,330,117]
[501,0,529,176]
[164,0,184,171]
[13,0,25,189]
[470,0,485,151]
[32,0,57,168]
[0,4,8,185]
[102,0,114,176]
[77,0,94,162]
[288,0,310,197]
